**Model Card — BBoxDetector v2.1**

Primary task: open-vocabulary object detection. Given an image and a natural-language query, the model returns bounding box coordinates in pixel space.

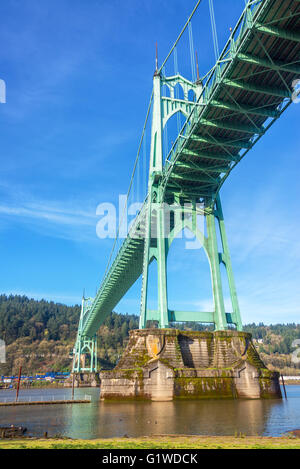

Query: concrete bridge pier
[65,372,100,388]
[100,329,281,401]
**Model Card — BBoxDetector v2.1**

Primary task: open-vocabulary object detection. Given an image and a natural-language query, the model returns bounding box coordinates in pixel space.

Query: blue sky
[0,0,299,325]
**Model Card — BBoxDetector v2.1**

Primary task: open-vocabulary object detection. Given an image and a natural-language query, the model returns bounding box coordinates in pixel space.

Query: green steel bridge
[73,0,300,373]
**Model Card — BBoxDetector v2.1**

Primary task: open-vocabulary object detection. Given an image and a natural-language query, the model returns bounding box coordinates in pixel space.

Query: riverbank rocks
[100,329,282,401]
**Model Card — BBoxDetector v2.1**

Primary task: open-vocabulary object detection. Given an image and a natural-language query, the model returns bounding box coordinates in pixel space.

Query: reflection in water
[0,386,299,438]
[91,399,275,438]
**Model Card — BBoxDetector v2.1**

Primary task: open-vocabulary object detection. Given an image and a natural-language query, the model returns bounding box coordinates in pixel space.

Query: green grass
[0,435,300,449]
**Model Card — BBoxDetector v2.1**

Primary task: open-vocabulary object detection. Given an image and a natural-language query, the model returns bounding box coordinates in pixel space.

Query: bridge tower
[72,296,97,374]
[139,69,243,331]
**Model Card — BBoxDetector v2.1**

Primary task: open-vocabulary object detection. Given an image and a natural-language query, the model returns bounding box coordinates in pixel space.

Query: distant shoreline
[1,381,299,391]
[0,384,67,390]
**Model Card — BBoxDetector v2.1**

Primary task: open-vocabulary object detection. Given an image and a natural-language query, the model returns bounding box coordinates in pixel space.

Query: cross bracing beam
[170,172,220,184]
[175,161,230,173]
[224,79,291,98]
[198,117,265,134]
[146,310,215,323]
[190,134,251,149]
[165,185,215,198]
[181,148,238,162]
[169,311,214,323]
[255,22,300,43]
[162,97,200,107]
[210,99,280,118]
[237,52,300,75]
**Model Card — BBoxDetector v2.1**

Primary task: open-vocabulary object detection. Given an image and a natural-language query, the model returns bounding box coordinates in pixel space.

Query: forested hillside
[0,294,80,343]
[244,323,300,375]
[0,294,138,375]
[0,295,299,375]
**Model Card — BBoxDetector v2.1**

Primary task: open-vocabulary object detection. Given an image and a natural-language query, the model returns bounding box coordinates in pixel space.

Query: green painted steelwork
[72,297,98,373]
[73,0,300,372]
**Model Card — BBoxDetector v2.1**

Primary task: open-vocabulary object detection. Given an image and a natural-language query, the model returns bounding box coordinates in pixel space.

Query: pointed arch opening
[167,225,214,330]
[188,89,196,102]
[145,257,159,328]
[173,82,185,100]
[219,262,233,314]
[162,84,171,98]
[163,110,187,163]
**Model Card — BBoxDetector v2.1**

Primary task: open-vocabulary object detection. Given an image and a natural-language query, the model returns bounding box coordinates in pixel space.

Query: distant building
[253,338,264,344]
[282,376,300,380]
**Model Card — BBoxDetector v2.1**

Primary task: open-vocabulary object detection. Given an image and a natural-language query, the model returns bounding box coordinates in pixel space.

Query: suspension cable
[188,21,196,82]
[100,90,154,285]
[159,0,204,73]
[173,47,182,136]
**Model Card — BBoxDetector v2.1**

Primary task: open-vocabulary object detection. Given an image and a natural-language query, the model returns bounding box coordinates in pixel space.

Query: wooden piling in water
[281,374,287,399]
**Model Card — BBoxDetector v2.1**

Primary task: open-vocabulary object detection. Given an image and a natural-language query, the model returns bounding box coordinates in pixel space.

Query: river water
[0,386,299,438]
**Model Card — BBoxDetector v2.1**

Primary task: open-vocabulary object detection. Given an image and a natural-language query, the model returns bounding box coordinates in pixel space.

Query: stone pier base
[64,372,100,388]
[100,329,281,401]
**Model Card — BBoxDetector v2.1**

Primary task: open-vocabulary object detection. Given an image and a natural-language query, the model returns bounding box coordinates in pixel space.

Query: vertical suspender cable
[162,69,168,164]
[173,47,181,134]
[143,131,147,200]
[188,21,196,82]
[163,102,168,164]
[209,0,219,62]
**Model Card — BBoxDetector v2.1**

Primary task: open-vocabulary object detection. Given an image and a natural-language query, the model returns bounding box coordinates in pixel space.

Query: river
[0,386,299,438]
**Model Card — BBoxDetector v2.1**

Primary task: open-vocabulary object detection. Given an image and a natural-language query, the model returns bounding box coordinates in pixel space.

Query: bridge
[72,0,300,373]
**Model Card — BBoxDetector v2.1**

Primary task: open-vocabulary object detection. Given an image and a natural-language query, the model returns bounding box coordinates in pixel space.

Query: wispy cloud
[0,202,96,227]
[0,183,100,242]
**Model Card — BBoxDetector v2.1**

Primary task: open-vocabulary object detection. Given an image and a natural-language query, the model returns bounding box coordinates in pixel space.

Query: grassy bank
[0,435,300,449]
